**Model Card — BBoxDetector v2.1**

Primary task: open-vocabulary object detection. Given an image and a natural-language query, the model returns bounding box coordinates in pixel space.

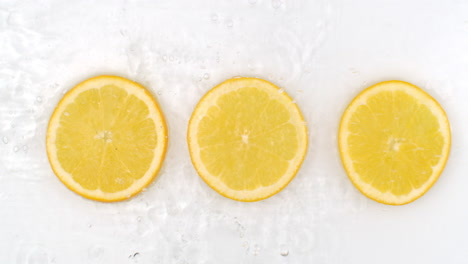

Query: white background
[1,0,468,263]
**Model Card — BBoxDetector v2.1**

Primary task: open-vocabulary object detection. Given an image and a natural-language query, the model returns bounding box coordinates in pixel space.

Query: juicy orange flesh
[197,87,298,191]
[347,90,444,195]
[55,85,157,193]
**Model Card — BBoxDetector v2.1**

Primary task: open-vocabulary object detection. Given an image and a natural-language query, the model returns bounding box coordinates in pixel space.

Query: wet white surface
[1,0,468,263]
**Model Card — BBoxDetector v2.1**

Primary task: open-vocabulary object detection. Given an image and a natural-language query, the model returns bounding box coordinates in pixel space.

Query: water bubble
[14,146,19,152]
[252,244,260,256]
[36,96,42,103]
[2,137,8,144]
[203,73,210,80]
[211,14,218,22]
[157,91,162,95]
[280,249,289,256]
[272,0,282,9]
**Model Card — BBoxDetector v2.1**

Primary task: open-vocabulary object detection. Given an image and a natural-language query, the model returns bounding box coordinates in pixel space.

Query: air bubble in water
[2,137,8,144]
[36,96,42,103]
[203,73,210,80]
[272,0,282,9]
[280,249,289,256]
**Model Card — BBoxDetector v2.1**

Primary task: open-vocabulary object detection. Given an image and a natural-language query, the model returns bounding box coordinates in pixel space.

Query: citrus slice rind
[46,76,168,202]
[339,80,451,205]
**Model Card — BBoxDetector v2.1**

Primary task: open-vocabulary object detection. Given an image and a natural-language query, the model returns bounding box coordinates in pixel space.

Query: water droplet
[14,146,19,152]
[27,248,49,264]
[280,249,289,256]
[88,246,103,259]
[226,19,233,28]
[203,73,210,80]
[64,112,70,116]
[36,96,43,103]
[272,0,282,9]
[211,14,218,22]
[2,137,8,144]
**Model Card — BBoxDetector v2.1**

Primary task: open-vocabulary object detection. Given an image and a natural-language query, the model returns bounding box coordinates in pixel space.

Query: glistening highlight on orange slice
[338,80,451,205]
[46,75,168,202]
[187,77,308,202]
